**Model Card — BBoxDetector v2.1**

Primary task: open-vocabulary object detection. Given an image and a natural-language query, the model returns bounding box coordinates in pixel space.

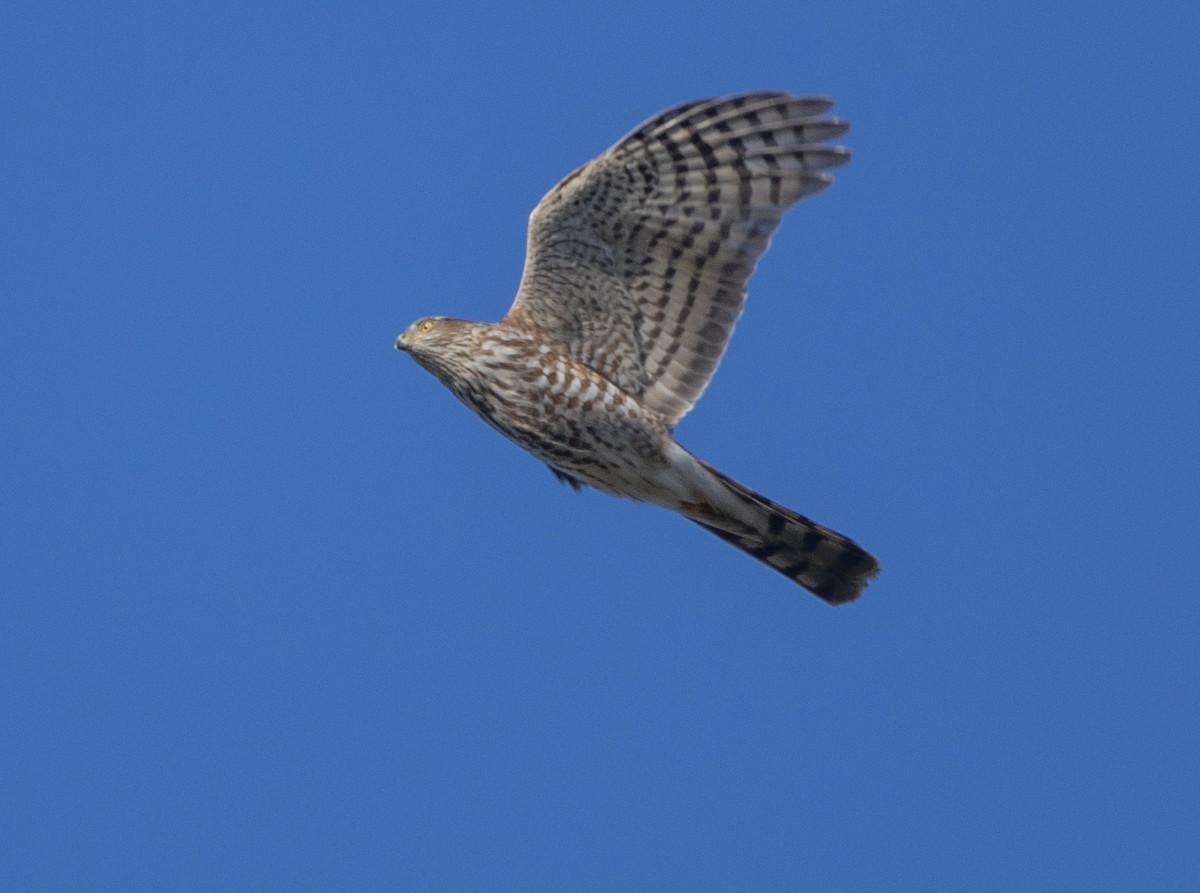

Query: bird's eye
[419,319,434,333]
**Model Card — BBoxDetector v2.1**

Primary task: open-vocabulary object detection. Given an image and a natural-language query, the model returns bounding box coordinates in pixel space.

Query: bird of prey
[395,92,878,603]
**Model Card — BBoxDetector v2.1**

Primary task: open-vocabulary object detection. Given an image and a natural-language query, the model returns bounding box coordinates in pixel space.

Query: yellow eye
[419,319,434,333]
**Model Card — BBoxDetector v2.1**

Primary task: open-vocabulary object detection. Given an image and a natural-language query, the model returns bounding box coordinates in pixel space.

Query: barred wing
[505,92,849,426]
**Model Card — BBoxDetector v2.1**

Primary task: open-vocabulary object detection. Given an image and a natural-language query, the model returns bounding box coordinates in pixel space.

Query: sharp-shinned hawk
[395,92,879,603]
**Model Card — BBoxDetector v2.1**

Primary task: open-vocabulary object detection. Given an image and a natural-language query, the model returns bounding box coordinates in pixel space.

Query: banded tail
[688,461,879,604]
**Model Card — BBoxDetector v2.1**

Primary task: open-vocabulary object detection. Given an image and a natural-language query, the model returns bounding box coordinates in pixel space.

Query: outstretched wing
[504,92,849,426]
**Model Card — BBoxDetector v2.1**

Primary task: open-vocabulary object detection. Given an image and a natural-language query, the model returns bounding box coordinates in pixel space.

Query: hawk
[395,92,879,603]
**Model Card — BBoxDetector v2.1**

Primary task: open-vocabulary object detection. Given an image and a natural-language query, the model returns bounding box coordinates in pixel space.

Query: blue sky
[3,1,1197,889]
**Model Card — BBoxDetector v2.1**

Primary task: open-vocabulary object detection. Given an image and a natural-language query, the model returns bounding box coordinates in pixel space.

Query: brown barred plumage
[395,93,878,603]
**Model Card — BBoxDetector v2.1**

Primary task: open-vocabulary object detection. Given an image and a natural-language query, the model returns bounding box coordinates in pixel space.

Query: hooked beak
[394,332,409,352]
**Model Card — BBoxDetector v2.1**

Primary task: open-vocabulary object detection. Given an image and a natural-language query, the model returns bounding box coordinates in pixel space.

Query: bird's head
[394,316,450,354]
[393,316,487,391]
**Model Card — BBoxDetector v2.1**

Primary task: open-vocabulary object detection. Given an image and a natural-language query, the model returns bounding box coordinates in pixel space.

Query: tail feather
[688,461,879,604]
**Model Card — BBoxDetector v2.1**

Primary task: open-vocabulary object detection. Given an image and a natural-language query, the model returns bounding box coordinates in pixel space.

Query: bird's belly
[454,349,693,506]
[479,385,677,504]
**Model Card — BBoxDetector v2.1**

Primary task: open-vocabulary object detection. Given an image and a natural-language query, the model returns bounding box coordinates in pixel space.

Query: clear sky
[3,1,1197,889]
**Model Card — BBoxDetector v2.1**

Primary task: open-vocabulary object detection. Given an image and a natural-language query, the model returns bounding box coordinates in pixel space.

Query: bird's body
[406,319,675,500]
[396,93,879,603]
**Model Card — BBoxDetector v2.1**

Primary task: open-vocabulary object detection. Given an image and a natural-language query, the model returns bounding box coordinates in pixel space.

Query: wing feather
[505,92,849,425]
